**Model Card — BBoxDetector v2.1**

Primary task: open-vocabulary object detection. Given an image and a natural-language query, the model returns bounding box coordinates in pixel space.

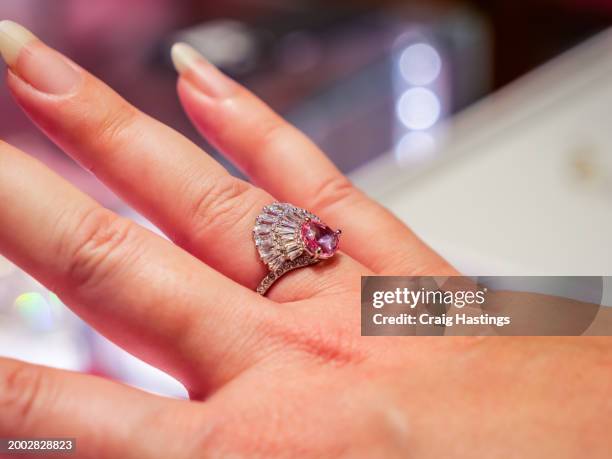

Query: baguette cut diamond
[253,202,341,295]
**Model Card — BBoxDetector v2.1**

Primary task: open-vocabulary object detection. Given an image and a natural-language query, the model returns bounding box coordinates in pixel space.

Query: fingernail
[0,20,36,67]
[0,20,81,95]
[171,42,234,98]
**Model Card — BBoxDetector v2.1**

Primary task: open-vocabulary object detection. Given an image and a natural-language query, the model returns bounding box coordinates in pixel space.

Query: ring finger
[0,21,367,301]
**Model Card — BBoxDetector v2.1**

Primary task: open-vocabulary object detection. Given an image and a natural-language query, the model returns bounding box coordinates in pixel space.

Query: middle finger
[0,140,268,393]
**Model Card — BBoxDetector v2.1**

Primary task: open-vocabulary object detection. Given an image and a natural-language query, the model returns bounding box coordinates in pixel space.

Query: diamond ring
[253,202,341,295]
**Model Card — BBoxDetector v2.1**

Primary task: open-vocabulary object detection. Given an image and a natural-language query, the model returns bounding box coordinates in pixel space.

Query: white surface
[352,29,612,276]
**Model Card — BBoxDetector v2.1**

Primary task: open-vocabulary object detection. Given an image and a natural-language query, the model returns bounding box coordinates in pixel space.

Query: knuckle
[0,364,45,428]
[64,208,138,290]
[257,119,289,151]
[241,118,291,178]
[181,175,259,248]
[93,103,139,151]
[310,175,359,214]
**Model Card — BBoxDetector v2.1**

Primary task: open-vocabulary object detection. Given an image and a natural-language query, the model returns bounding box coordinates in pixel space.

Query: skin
[0,38,610,459]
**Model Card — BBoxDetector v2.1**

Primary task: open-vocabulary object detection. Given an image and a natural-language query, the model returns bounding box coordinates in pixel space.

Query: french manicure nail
[0,20,36,67]
[171,42,234,98]
[0,20,81,95]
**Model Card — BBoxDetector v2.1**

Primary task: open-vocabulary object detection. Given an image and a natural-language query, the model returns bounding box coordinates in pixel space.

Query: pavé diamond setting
[253,202,341,295]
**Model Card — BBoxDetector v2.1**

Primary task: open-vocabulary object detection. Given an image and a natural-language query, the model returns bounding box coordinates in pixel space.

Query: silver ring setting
[253,202,341,295]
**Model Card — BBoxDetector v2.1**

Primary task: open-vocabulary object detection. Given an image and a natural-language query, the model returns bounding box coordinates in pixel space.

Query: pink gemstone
[300,221,339,258]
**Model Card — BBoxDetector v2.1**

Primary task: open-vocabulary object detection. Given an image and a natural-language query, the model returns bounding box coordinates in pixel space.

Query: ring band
[253,202,341,295]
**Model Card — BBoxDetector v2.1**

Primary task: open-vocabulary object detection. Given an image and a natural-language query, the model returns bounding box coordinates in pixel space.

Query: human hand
[0,21,609,459]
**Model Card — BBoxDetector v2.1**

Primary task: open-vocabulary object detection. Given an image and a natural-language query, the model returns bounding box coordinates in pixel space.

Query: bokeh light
[399,43,442,86]
[14,292,56,332]
[396,88,441,130]
[395,131,437,164]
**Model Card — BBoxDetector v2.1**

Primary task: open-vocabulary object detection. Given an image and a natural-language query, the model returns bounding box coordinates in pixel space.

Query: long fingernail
[171,42,234,98]
[0,20,81,95]
[0,20,36,67]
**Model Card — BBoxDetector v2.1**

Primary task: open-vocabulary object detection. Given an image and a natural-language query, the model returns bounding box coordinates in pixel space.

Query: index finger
[0,358,200,459]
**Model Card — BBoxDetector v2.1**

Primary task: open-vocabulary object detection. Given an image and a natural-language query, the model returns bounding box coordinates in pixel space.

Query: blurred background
[1,0,611,396]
